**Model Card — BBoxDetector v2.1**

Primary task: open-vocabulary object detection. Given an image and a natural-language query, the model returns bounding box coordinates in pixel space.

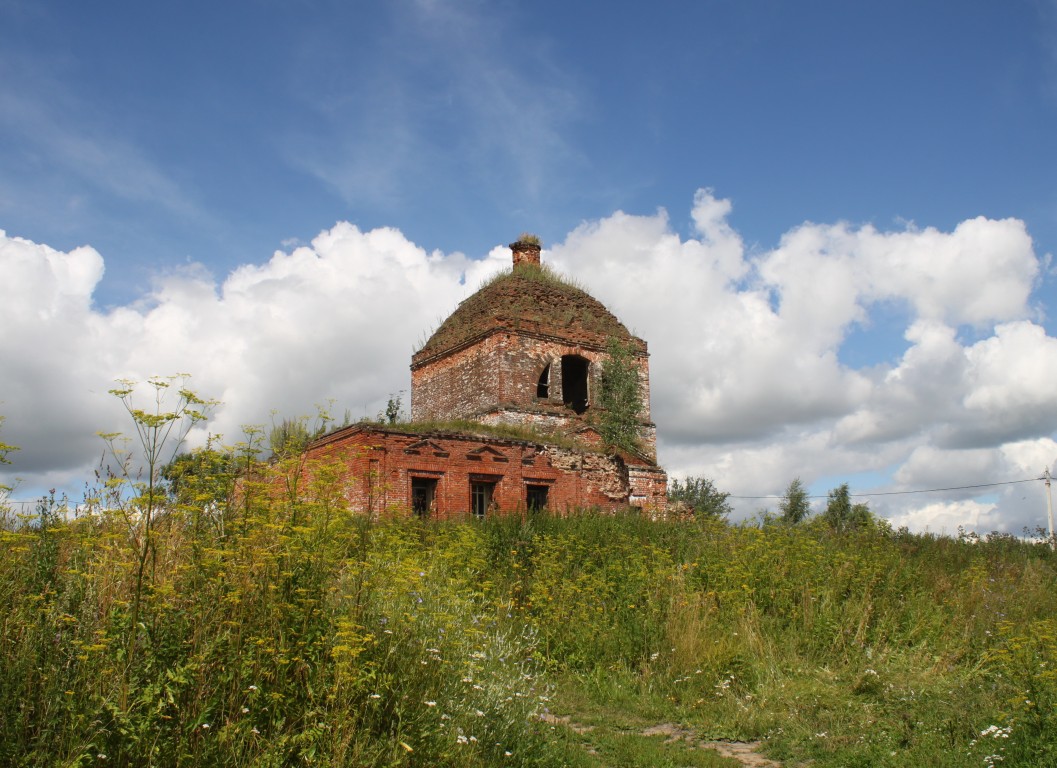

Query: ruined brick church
[305,238,668,517]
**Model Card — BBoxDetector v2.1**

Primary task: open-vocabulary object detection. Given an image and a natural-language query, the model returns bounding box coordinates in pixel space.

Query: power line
[729,476,1042,500]
[5,477,1047,506]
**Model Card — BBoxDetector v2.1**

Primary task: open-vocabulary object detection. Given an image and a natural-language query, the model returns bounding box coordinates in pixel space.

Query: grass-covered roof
[413,264,642,364]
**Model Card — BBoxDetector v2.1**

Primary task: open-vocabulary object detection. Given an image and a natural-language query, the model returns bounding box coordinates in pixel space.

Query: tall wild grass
[2,454,1055,766]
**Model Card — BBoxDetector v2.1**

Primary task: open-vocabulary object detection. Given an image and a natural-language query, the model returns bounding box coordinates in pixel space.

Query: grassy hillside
[2,449,1055,766]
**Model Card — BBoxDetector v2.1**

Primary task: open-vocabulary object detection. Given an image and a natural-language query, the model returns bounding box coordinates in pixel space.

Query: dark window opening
[471,481,496,519]
[561,355,590,414]
[411,477,438,518]
[536,363,550,399]
[526,485,549,512]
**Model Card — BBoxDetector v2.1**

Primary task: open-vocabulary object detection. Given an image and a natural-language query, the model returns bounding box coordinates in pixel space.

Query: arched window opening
[561,355,590,415]
[536,363,550,399]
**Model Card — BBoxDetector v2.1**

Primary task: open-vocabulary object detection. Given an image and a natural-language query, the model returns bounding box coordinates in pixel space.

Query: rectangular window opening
[526,484,549,513]
[471,481,496,519]
[411,477,438,518]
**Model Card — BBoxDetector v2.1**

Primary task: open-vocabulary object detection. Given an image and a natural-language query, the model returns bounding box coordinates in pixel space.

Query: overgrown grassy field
[2,449,1056,766]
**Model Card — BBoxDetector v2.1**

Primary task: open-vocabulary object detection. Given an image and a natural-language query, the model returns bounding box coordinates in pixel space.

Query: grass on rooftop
[354,417,590,452]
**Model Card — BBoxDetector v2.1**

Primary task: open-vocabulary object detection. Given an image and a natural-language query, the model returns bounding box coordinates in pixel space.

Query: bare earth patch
[541,713,595,734]
[700,739,784,768]
[546,715,785,767]
[640,723,783,767]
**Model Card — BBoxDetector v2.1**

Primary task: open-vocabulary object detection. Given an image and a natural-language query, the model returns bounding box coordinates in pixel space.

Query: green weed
[2,456,1055,767]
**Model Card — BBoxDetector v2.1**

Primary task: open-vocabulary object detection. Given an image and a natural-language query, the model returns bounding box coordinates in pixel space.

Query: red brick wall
[410,334,509,422]
[628,465,669,511]
[303,425,666,519]
[411,330,655,454]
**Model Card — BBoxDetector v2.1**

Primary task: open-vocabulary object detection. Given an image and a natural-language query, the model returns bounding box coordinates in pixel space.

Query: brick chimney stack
[510,237,542,268]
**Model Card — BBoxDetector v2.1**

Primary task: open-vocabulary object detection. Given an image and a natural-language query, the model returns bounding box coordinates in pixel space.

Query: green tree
[269,416,312,457]
[162,445,234,504]
[822,482,873,532]
[668,476,732,519]
[598,336,643,453]
[779,477,811,524]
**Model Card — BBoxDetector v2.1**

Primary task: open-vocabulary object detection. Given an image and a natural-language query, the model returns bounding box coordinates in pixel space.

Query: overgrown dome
[412,265,643,366]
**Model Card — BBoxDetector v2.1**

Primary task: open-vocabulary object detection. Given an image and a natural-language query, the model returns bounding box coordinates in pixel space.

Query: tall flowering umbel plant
[97,375,216,710]
[0,414,18,511]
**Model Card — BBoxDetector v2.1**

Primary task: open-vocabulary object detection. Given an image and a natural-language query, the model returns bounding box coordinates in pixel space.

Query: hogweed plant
[95,376,216,711]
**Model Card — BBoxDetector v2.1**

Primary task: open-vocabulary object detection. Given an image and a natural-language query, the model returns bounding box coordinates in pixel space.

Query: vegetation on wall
[357,416,586,452]
[478,260,587,294]
[598,336,644,454]
[382,392,405,425]
[415,262,624,358]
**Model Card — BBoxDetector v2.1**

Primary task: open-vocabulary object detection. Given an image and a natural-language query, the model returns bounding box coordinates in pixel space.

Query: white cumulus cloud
[2,192,1055,536]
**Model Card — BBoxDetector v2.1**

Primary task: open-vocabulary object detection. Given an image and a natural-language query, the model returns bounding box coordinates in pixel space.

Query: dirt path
[545,714,784,767]
[641,723,783,767]
[699,740,782,767]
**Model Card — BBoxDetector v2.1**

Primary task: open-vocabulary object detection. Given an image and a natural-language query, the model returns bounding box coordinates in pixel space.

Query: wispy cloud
[282,1,582,214]
[0,55,215,229]
[1034,0,1057,102]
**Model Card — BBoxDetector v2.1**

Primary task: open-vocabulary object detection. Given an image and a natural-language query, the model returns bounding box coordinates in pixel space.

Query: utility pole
[1046,468,1055,551]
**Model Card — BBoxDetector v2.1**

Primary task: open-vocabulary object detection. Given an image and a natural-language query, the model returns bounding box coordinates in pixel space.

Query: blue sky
[2,0,1057,533]
[4,1,1055,305]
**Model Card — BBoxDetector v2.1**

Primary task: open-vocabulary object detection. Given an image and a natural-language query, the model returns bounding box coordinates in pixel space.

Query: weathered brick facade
[411,240,659,462]
[410,334,658,461]
[305,238,668,516]
[306,425,662,519]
